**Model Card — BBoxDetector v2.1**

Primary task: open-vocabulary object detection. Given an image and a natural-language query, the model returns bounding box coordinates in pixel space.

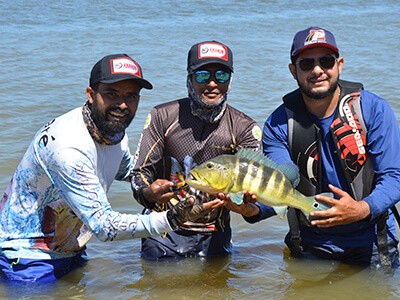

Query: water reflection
[281,250,400,299]
[126,256,235,298]
[0,271,86,299]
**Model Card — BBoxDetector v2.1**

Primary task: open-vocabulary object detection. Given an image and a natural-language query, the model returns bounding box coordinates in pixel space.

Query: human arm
[312,92,400,226]
[221,191,277,222]
[48,147,223,241]
[131,109,169,208]
[360,91,400,218]
[263,107,363,227]
[304,92,400,226]
[262,105,294,165]
[43,146,165,240]
[310,184,371,227]
[220,191,259,217]
[114,143,134,182]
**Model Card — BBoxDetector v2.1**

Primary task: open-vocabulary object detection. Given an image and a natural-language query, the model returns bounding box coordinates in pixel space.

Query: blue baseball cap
[290,26,339,58]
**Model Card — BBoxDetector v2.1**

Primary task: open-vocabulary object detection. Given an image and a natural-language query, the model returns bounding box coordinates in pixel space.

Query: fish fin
[275,163,300,188]
[319,192,334,198]
[273,206,288,219]
[183,155,197,177]
[170,157,184,185]
[236,149,279,168]
[235,149,299,187]
[229,192,244,205]
[170,157,183,174]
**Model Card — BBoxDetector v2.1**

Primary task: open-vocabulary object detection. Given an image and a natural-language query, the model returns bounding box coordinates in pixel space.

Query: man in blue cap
[260,27,400,268]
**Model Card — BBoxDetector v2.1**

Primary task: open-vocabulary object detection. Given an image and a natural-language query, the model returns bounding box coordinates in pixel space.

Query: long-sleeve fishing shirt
[131,97,263,255]
[0,107,173,260]
[262,89,400,248]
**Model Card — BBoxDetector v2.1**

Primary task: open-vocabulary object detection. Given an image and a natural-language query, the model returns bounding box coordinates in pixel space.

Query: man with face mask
[0,54,222,282]
[131,41,275,260]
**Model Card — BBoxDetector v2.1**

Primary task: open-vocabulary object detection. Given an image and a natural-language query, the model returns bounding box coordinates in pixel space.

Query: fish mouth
[185,172,207,188]
[185,172,223,194]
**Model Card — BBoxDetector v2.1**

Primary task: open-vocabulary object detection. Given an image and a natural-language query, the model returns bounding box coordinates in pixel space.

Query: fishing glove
[166,198,206,230]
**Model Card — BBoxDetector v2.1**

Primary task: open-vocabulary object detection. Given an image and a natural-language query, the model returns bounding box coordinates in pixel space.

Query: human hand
[167,197,224,229]
[221,191,260,218]
[310,184,371,227]
[142,179,175,204]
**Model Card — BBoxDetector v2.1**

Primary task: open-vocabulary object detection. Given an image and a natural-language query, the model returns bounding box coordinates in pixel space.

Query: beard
[297,77,339,100]
[90,101,134,136]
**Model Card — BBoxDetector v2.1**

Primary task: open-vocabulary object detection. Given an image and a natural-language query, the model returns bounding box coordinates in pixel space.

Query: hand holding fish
[221,191,260,217]
[167,196,224,229]
[143,179,175,204]
[310,184,371,227]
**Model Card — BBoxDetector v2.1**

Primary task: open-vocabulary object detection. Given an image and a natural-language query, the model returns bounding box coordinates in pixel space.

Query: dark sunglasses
[298,55,337,72]
[194,70,231,83]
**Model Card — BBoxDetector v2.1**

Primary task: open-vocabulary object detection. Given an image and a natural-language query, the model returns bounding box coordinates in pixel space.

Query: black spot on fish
[259,166,272,194]
[249,161,259,179]
[236,158,247,188]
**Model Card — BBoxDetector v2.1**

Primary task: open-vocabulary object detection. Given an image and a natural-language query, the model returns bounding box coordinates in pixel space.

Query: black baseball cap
[187,41,233,73]
[90,54,153,89]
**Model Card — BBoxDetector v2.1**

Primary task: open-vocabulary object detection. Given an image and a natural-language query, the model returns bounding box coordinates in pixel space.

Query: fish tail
[304,195,331,212]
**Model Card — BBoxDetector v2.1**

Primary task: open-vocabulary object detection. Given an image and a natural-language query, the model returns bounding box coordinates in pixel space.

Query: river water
[1,0,400,299]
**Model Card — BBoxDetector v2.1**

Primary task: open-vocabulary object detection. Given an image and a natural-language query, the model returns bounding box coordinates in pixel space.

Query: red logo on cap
[198,42,228,61]
[305,30,326,45]
[110,57,142,78]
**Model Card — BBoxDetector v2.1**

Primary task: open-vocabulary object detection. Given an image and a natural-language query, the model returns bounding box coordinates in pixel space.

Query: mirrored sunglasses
[194,70,231,83]
[298,55,337,72]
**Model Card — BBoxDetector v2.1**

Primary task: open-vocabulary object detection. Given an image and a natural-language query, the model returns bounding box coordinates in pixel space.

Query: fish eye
[313,202,319,208]
[206,163,213,169]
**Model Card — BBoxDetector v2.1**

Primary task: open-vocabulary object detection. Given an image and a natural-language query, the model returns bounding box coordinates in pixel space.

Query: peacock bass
[185,149,330,217]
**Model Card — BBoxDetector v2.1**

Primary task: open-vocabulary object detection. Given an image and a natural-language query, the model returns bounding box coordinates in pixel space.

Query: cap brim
[101,76,153,90]
[293,43,339,58]
[189,60,234,73]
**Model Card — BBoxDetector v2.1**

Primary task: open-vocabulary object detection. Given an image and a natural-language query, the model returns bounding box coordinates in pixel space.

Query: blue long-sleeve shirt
[260,90,400,248]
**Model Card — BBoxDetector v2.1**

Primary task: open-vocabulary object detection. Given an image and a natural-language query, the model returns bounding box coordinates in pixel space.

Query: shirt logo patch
[198,43,228,61]
[143,113,151,129]
[252,125,262,141]
[110,58,142,78]
[305,29,326,45]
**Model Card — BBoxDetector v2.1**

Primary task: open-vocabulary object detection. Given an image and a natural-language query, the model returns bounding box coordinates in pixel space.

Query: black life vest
[283,79,373,199]
[282,80,392,266]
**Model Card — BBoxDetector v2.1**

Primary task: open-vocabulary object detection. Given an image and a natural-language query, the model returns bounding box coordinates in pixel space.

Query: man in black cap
[261,27,400,268]
[0,54,222,282]
[131,41,276,260]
